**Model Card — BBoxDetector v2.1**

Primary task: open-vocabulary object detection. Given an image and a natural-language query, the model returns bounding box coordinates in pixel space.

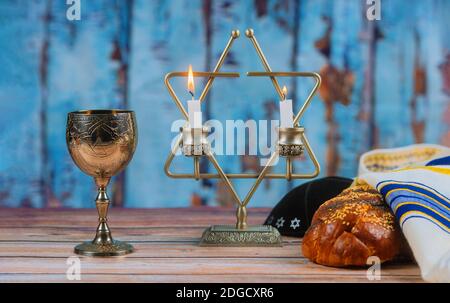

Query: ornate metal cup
[66,110,137,256]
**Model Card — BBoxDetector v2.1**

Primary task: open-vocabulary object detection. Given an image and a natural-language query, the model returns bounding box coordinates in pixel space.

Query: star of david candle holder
[164,29,321,246]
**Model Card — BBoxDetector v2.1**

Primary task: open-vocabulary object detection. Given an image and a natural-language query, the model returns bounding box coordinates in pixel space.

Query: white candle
[280,99,294,128]
[186,64,203,155]
[187,100,202,128]
[187,100,202,155]
[186,64,202,128]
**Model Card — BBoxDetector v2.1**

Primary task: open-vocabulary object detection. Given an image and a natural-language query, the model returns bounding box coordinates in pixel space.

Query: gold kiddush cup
[66,110,137,256]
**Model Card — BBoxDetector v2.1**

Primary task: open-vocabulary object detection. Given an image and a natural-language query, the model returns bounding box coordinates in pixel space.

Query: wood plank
[127,0,207,208]
[0,207,271,227]
[0,208,422,282]
[0,257,420,277]
[0,242,303,258]
[0,1,46,208]
[0,273,422,283]
[330,0,368,176]
[203,0,295,206]
[423,0,450,145]
[44,0,132,208]
[0,1,448,209]
[0,227,205,242]
[297,0,331,178]
[0,207,271,216]
[0,227,299,244]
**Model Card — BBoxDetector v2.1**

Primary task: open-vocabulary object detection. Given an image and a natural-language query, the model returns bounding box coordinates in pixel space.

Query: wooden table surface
[0,207,422,283]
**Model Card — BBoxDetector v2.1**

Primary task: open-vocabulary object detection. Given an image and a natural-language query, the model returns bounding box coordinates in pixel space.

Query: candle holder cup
[180,126,210,156]
[277,127,304,157]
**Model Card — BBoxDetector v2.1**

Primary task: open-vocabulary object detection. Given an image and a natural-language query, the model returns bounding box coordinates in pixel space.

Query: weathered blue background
[0,0,449,208]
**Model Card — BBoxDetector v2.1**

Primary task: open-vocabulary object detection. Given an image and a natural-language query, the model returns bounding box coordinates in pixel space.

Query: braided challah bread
[302,185,407,267]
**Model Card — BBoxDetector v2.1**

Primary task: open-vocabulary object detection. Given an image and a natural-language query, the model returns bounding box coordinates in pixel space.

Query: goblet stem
[92,185,113,245]
[73,176,134,256]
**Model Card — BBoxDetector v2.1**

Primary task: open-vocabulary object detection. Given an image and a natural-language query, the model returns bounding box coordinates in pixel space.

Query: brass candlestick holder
[164,29,321,246]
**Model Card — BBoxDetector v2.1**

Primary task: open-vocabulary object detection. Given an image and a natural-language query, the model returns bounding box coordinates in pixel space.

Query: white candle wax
[187,100,203,155]
[280,99,294,128]
[187,100,202,128]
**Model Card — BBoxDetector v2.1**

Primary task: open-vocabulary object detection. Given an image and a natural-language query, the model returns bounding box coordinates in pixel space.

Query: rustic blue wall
[0,0,449,208]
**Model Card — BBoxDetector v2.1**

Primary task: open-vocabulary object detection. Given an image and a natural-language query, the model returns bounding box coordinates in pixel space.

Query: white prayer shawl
[357,144,450,283]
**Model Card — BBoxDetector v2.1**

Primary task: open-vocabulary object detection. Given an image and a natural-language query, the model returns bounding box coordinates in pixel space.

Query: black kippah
[264,176,353,237]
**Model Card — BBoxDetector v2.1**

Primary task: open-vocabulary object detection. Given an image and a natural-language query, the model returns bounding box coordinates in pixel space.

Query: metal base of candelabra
[199,225,282,247]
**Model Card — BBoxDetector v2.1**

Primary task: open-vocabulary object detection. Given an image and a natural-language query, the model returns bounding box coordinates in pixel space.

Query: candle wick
[189,90,195,100]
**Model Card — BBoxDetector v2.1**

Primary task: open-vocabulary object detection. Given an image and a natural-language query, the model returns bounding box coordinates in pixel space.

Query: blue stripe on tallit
[426,156,450,166]
[395,203,450,231]
[377,180,450,233]
[377,180,450,202]
[390,193,450,217]
[378,183,450,209]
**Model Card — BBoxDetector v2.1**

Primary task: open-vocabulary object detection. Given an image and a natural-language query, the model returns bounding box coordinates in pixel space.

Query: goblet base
[74,240,134,257]
[199,225,282,247]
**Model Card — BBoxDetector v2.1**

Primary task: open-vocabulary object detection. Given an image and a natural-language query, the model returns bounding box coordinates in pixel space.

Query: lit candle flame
[188,64,195,99]
[282,85,288,100]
